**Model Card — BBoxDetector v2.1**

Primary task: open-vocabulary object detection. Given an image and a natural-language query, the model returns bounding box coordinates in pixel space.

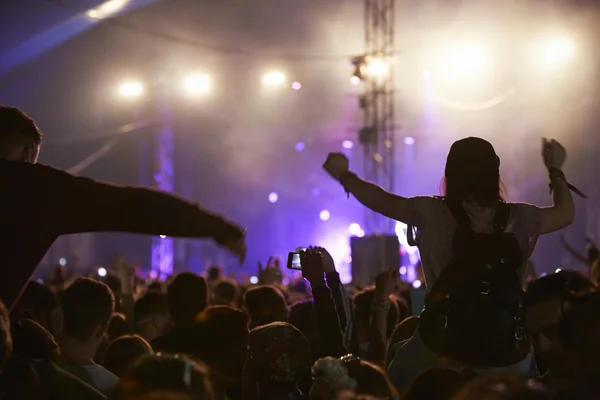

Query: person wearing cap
[323,137,576,390]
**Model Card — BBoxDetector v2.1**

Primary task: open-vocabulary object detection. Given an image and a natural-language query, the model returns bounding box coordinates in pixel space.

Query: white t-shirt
[59,363,118,396]
[408,197,543,289]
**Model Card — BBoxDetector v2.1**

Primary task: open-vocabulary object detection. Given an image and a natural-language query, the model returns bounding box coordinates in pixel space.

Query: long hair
[443,137,504,207]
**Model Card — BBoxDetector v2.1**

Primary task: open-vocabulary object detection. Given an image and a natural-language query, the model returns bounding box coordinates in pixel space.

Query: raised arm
[539,139,575,234]
[323,153,413,223]
[32,163,245,248]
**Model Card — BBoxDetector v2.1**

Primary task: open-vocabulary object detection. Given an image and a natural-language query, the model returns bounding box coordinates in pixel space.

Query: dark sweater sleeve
[311,285,348,358]
[33,163,244,243]
[326,271,354,347]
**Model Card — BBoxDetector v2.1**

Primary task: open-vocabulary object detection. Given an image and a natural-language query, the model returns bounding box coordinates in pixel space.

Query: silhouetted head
[444,137,502,207]
[167,273,208,327]
[0,106,42,163]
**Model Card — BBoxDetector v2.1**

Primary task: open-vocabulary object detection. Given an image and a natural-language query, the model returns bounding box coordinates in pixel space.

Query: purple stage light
[319,210,331,221]
[295,141,306,152]
[268,192,279,203]
[404,136,416,145]
[291,81,302,90]
[342,140,354,149]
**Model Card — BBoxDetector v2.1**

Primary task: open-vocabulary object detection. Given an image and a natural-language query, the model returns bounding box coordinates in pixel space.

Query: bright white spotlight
[445,43,489,78]
[540,38,574,66]
[412,279,422,289]
[250,276,259,284]
[295,142,305,152]
[120,81,143,97]
[262,71,286,86]
[87,0,128,19]
[422,70,431,79]
[349,223,362,236]
[365,57,389,78]
[185,74,211,95]
[350,76,360,86]
[291,81,302,91]
[98,267,107,277]
[404,137,416,145]
[319,210,331,222]
[159,235,167,239]
[399,266,407,275]
[342,140,354,149]
[555,268,562,273]
[59,258,67,266]
[268,192,279,203]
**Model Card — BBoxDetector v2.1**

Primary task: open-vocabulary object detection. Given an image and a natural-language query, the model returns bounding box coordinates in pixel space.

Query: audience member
[310,356,399,400]
[107,312,130,342]
[246,322,314,400]
[191,306,249,398]
[58,277,118,395]
[212,279,239,307]
[352,288,399,356]
[11,280,59,334]
[243,285,288,328]
[110,354,214,400]
[103,334,153,378]
[151,273,208,354]
[134,290,169,342]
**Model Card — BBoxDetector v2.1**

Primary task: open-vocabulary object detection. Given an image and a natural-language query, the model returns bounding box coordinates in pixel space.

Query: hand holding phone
[300,248,325,288]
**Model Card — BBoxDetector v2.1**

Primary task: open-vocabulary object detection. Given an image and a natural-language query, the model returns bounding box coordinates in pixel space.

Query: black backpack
[418,200,529,367]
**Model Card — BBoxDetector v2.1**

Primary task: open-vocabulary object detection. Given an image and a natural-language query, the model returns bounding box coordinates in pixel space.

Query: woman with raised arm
[323,137,577,391]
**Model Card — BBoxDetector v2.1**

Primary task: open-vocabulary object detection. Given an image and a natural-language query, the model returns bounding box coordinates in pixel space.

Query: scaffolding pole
[358,0,396,235]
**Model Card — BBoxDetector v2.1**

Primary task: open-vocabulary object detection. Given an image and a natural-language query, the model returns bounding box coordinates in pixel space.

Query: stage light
[404,137,415,145]
[119,81,143,97]
[422,70,431,79]
[342,140,354,149]
[262,71,286,86]
[349,223,362,235]
[295,142,305,152]
[446,43,489,78]
[365,57,390,78]
[185,74,211,95]
[291,81,302,90]
[399,266,407,275]
[350,76,360,86]
[98,267,107,277]
[268,192,279,203]
[59,258,67,266]
[412,279,422,289]
[87,0,127,19]
[159,235,167,239]
[540,38,574,66]
[250,276,258,284]
[319,210,331,221]
[555,268,562,273]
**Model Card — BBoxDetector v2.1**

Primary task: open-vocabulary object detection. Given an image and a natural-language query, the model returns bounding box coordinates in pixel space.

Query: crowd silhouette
[0,105,596,399]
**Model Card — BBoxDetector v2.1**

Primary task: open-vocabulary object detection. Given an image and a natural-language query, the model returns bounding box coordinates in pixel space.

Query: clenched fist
[323,152,350,181]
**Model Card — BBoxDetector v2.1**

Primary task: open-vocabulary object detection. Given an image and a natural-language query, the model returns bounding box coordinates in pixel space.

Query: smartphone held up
[287,247,307,270]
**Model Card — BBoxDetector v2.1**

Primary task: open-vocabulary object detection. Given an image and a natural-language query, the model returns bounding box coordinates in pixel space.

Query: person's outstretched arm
[539,139,575,234]
[323,153,413,223]
[30,163,245,245]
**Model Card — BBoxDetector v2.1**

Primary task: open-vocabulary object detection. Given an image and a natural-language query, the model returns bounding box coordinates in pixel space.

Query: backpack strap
[493,203,510,233]
[445,200,471,229]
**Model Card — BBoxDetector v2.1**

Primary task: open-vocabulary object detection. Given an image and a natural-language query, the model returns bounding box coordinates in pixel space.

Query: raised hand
[323,152,349,181]
[224,232,247,265]
[300,248,326,288]
[315,246,336,273]
[542,138,567,170]
[374,268,401,299]
[258,256,282,285]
